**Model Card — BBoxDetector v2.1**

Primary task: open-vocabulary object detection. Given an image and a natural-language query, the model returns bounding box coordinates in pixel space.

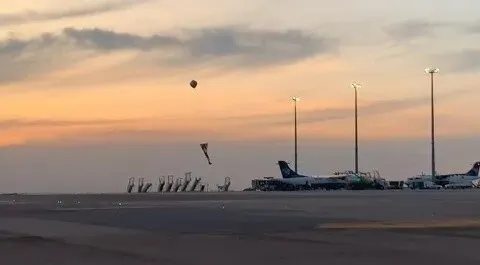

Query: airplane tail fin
[278,160,298,178]
[466,162,480,176]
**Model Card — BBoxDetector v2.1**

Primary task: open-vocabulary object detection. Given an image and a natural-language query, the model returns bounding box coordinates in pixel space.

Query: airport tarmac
[1,190,480,264]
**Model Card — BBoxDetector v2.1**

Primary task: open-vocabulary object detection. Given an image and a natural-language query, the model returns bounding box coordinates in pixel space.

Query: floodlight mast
[425,68,439,180]
[351,83,361,174]
[292,96,300,173]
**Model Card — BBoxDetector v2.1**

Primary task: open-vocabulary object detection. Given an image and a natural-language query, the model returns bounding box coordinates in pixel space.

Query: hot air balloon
[190,80,198,89]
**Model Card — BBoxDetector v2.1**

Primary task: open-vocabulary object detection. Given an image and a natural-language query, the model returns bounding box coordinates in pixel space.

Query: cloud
[384,19,480,43]
[61,27,181,51]
[434,49,480,73]
[0,27,338,84]
[224,88,474,126]
[62,27,338,67]
[0,0,151,26]
[383,20,446,42]
[1,34,65,83]
[381,19,480,66]
[178,27,337,67]
[0,118,140,130]
[464,20,480,34]
[0,32,92,83]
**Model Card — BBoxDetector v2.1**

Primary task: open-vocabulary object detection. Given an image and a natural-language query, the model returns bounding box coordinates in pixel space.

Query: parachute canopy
[190,80,198,89]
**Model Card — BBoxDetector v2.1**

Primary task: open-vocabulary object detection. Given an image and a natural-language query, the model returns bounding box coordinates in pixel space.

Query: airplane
[436,162,480,186]
[442,162,480,189]
[276,161,347,190]
[406,161,480,189]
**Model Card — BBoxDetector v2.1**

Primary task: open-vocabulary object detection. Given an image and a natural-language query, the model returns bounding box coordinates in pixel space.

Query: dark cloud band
[0,0,151,26]
[0,27,338,84]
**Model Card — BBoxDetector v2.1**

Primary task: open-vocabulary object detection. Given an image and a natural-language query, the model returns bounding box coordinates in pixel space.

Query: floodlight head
[425,68,439,74]
[292,96,300,102]
[351,82,361,90]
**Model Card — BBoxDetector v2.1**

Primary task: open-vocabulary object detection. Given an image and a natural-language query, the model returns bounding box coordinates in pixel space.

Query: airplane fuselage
[406,162,480,189]
[262,176,346,191]
[406,174,480,189]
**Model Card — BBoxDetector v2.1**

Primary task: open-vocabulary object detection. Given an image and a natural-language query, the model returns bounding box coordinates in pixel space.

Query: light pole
[425,68,439,180]
[351,83,361,174]
[292,96,300,173]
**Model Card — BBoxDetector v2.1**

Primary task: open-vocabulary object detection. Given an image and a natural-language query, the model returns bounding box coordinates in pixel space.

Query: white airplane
[273,161,346,190]
[406,162,480,189]
[444,172,480,189]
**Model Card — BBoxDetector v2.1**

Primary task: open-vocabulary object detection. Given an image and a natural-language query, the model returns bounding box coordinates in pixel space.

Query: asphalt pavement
[1,190,480,264]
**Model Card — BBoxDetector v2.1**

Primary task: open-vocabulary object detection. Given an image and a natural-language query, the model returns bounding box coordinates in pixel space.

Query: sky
[1,0,480,193]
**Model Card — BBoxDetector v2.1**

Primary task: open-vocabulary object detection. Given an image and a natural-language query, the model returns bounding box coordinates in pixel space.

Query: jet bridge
[158,176,166,192]
[199,182,206,192]
[190,177,202,191]
[173,178,183,192]
[137,177,145,193]
[180,172,192,192]
[142,182,152,193]
[217,177,231,192]
[165,175,174,192]
[127,177,135,193]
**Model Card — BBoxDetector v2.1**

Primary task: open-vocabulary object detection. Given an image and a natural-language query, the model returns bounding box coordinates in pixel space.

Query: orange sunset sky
[1,0,480,192]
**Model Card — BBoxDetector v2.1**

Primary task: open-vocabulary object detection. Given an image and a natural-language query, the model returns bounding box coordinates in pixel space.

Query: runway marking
[316,219,480,229]
[53,205,173,211]
[52,201,228,211]
[0,201,44,205]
